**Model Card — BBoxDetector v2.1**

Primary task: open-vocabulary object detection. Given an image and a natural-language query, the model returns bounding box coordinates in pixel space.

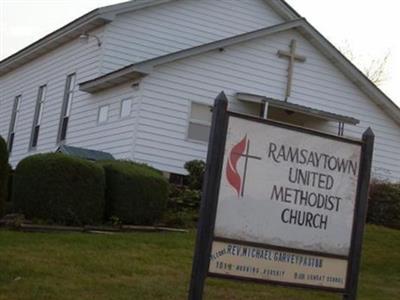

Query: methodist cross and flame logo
[226,135,262,197]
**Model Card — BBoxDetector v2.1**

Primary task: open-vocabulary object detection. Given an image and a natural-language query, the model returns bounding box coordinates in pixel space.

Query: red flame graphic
[226,135,247,196]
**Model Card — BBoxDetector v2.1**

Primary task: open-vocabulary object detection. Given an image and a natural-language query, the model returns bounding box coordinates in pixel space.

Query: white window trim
[98,105,110,124]
[186,101,212,145]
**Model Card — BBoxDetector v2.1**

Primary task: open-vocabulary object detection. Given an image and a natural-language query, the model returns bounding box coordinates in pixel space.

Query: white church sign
[214,116,360,257]
[189,92,374,300]
[209,115,360,289]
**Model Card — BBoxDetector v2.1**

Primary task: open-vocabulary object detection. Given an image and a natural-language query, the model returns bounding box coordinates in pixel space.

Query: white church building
[1,0,399,182]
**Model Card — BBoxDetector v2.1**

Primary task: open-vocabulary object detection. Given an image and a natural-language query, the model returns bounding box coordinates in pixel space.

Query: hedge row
[163,160,204,228]
[0,135,9,216]
[9,151,399,229]
[367,181,400,229]
[10,153,168,226]
[13,153,105,225]
[100,160,168,225]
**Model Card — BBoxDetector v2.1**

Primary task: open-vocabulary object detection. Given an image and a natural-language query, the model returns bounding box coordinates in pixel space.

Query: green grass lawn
[0,225,399,300]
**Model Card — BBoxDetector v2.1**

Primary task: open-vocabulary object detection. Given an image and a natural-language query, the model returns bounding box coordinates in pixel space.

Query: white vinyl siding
[187,102,212,143]
[1,0,399,183]
[0,27,104,165]
[29,85,46,149]
[100,0,284,73]
[66,83,140,159]
[134,29,400,181]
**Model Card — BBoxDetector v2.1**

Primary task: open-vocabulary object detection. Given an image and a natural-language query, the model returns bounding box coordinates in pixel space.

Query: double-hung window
[187,102,212,143]
[30,85,46,149]
[57,73,75,143]
[98,105,109,124]
[8,95,21,153]
[120,98,132,118]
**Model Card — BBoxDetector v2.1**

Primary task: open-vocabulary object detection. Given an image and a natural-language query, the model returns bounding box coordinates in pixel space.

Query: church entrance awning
[237,93,359,125]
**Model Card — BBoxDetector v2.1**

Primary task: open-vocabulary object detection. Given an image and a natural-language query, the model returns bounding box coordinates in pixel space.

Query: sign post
[188,92,229,300]
[343,128,374,300]
[188,92,374,300]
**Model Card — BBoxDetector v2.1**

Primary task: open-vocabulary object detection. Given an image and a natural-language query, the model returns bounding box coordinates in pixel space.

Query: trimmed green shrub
[168,184,201,211]
[164,160,205,228]
[367,181,400,229]
[0,135,9,217]
[4,164,13,215]
[13,153,105,225]
[184,160,205,190]
[6,164,13,203]
[164,184,200,228]
[100,160,168,225]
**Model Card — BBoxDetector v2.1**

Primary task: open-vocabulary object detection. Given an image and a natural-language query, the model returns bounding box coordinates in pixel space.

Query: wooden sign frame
[188,92,374,300]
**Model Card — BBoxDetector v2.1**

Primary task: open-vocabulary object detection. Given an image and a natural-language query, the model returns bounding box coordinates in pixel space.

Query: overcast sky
[1,0,399,106]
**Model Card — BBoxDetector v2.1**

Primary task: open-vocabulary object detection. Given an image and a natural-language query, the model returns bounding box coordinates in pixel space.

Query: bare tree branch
[338,40,390,86]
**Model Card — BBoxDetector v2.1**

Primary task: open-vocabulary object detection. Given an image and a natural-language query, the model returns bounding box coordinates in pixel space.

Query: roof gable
[1,0,398,125]
[79,18,400,126]
[0,0,175,76]
[100,0,286,73]
[0,0,295,76]
[79,19,303,93]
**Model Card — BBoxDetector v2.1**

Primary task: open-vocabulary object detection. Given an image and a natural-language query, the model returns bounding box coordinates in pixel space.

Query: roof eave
[0,0,176,77]
[0,12,112,76]
[79,66,148,93]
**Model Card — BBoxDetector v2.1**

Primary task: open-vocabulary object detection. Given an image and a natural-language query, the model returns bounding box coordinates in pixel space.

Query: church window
[187,102,212,143]
[57,73,76,143]
[8,95,21,153]
[120,98,132,118]
[30,85,46,149]
[98,105,109,124]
